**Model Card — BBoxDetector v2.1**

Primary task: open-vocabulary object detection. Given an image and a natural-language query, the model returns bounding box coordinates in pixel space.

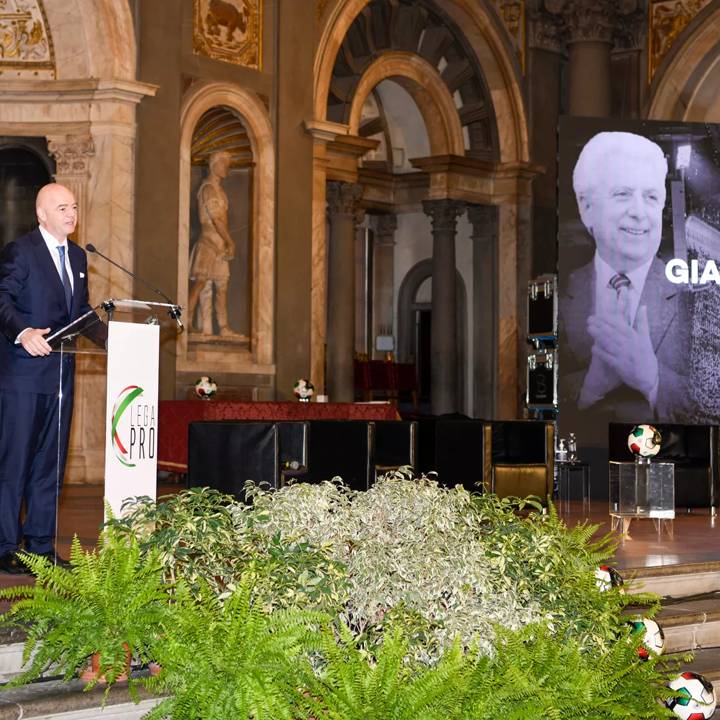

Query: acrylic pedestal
[608,459,675,539]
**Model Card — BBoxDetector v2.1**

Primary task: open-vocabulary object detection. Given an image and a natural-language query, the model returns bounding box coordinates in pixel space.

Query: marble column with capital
[545,0,639,117]
[468,204,498,420]
[423,199,465,416]
[326,181,363,402]
[47,134,96,247]
[371,213,397,359]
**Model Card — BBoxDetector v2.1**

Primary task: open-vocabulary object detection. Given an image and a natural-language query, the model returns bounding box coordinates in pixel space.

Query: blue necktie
[57,245,73,313]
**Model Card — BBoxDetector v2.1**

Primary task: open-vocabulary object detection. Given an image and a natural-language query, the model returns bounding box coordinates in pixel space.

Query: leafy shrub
[248,474,539,661]
[109,487,347,612]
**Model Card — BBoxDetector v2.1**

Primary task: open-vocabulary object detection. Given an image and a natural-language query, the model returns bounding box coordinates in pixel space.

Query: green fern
[298,622,468,720]
[459,623,675,719]
[0,531,171,691]
[141,575,329,720]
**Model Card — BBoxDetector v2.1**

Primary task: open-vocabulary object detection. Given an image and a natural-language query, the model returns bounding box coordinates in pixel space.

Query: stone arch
[397,258,467,409]
[314,0,528,163]
[348,52,465,156]
[44,0,136,80]
[648,2,720,121]
[177,81,275,367]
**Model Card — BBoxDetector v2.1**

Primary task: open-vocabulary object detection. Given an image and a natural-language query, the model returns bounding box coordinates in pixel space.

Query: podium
[52,298,180,519]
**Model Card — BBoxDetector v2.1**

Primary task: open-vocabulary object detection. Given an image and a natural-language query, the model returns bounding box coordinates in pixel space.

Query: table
[608,460,675,539]
[158,400,399,472]
[556,460,590,514]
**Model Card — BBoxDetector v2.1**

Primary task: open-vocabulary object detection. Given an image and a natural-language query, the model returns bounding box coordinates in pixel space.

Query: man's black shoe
[0,552,27,574]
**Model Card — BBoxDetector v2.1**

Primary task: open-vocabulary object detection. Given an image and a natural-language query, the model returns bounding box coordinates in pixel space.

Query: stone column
[468,204,498,420]
[545,0,639,117]
[47,134,95,247]
[326,181,363,402]
[371,213,397,359]
[423,199,464,416]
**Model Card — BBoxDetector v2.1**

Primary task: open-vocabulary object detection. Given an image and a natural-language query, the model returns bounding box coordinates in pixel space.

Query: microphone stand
[86,244,184,332]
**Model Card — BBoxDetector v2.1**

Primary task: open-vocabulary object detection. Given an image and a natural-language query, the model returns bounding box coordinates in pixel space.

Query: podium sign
[104,320,160,516]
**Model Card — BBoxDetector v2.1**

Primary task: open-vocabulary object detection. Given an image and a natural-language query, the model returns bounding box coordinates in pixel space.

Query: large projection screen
[558,116,720,448]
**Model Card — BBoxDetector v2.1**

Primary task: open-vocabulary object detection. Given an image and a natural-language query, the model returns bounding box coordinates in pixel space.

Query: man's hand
[578,352,621,409]
[20,327,52,357]
[587,305,659,401]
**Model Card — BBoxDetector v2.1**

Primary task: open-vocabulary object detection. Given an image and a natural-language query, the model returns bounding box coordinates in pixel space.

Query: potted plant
[0,529,172,690]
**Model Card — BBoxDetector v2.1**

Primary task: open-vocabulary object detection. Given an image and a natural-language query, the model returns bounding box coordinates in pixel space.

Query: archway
[648,2,720,121]
[177,81,275,374]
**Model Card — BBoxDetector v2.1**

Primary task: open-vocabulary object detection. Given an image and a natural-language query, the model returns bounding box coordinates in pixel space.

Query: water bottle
[557,438,568,463]
[568,433,577,462]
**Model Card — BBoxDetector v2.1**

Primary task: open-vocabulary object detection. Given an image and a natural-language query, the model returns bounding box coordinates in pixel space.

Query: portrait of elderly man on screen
[559,131,690,422]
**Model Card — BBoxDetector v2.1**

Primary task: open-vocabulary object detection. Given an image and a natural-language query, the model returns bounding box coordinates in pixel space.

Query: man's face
[37,185,77,240]
[580,154,666,272]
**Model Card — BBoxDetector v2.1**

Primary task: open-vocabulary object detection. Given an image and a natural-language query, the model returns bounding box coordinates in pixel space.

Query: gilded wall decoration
[193,0,261,70]
[492,0,525,73]
[0,0,54,78]
[648,0,709,82]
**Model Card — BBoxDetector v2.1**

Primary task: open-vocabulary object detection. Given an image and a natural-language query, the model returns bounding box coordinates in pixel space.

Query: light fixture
[676,144,692,170]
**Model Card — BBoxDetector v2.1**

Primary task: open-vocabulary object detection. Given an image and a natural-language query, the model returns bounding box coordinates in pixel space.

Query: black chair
[187,421,279,499]
[277,421,309,486]
[490,420,554,502]
[373,420,417,482]
[433,419,490,493]
[608,423,717,509]
[304,421,375,492]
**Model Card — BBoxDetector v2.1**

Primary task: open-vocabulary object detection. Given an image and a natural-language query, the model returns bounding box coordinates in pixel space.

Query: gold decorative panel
[492,0,525,73]
[0,0,54,78]
[648,0,709,82]
[193,0,261,70]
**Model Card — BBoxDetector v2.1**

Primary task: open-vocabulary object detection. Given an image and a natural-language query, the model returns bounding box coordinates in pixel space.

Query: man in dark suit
[0,183,107,573]
[559,131,690,426]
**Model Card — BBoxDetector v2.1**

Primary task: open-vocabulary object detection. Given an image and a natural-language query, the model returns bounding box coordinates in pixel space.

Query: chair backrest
[609,422,711,464]
[373,420,418,472]
[277,421,308,469]
[305,420,375,491]
[491,420,549,464]
[490,421,553,501]
[434,419,490,493]
[187,421,279,499]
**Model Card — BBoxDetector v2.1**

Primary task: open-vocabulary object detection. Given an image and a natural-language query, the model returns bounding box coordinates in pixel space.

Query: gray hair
[573,131,668,203]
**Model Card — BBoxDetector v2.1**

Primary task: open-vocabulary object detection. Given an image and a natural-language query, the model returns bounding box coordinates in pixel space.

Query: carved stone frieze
[47,134,95,176]
[193,0,261,70]
[326,181,363,219]
[0,0,54,79]
[527,7,567,53]
[423,199,465,235]
[544,0,639,45]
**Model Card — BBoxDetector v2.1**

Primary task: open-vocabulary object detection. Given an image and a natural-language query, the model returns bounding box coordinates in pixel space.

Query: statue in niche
[188,150,241,338]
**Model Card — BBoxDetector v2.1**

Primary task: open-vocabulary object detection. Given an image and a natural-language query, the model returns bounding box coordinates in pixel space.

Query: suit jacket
[0,228,107,394]
[559,254,691,425]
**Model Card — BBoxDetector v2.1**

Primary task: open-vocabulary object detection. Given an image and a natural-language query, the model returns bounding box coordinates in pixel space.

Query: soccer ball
[628,617,665,659]
[627,424,662,457]
[595,564,624,592]
[194,376,217,399]
[666,671,716,719]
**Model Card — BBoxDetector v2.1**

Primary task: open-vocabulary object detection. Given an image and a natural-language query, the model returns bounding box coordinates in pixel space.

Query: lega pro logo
[110,385,156,467]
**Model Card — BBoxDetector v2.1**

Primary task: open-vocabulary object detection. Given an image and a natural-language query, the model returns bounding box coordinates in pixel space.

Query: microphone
[86,243,184,332]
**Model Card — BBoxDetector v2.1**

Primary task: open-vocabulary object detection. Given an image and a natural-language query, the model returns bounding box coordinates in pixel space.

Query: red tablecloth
[158,400,399,472]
